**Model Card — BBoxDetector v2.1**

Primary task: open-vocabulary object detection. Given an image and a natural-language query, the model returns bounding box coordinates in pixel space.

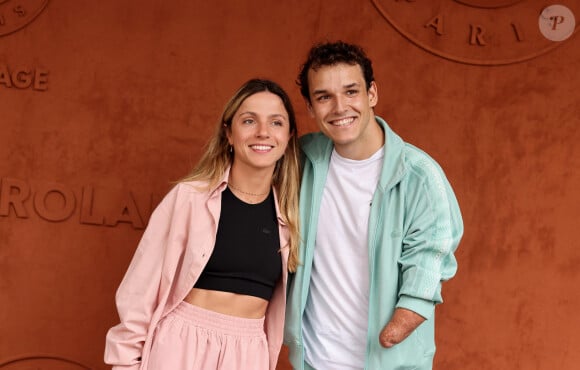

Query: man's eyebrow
[312,82,361,95]
[311,89,328,96]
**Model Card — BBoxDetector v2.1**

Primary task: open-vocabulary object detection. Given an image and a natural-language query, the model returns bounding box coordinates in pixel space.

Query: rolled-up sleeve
[397,157,463,320]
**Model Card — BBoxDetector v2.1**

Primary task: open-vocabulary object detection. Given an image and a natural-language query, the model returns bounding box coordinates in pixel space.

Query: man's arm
[379,308,425,348]
[378,153,463,348]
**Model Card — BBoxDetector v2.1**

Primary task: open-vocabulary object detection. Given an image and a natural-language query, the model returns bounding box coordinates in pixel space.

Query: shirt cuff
[396,295,435,320]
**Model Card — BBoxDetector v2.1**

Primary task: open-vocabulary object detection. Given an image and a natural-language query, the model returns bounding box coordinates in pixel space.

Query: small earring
[229,145,233,153]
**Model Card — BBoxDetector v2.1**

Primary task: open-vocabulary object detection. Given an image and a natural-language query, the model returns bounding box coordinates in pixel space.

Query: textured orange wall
[1,1,579,369]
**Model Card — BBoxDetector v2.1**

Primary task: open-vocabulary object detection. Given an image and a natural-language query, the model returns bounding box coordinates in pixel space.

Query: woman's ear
[224,124,233,145]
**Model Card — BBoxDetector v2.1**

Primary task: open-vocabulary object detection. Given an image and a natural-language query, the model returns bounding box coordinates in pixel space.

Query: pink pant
[147,301,269,370]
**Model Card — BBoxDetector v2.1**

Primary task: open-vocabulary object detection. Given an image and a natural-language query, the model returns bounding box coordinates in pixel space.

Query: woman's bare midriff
[183,287,269,319]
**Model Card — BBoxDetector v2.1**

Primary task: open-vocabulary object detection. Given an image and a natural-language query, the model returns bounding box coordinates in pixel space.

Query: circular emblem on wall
[0,0,49,37]
[370,1,579,65]
[0,355,90,369]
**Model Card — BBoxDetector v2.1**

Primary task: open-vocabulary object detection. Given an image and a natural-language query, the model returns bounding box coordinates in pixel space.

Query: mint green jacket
[284,117,463,370]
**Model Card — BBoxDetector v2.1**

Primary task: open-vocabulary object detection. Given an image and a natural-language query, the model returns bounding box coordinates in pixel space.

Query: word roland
[0,65,49,91]
[0,177,156,229]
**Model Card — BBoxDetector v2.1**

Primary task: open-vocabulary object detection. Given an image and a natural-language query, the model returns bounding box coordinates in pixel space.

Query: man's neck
[334,115,385,160]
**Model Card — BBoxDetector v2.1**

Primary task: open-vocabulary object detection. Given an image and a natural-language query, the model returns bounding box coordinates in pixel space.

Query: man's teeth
[332,117,354,126]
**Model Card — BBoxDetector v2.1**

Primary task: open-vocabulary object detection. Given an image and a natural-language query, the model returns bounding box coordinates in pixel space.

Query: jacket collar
[300,116,407,191]
[209,166,287,226]
[376,116,407,191]
[208,166,230,198]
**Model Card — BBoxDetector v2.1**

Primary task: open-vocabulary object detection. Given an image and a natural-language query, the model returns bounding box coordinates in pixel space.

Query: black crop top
[193,187,282,300]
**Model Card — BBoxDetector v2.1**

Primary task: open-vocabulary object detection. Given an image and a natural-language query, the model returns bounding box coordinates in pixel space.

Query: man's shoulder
[299,131,329,146]
[299,132,332,160]
[401,143,447,183]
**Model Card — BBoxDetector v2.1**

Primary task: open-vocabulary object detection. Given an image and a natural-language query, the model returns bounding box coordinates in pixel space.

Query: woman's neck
[228,164,274,204]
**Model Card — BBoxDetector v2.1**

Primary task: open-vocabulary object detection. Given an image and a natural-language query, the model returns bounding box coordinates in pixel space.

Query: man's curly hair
[297,41,375,102]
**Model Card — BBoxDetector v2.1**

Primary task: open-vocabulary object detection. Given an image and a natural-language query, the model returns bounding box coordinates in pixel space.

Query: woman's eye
[242,119,254,124]
[272,120,284,126]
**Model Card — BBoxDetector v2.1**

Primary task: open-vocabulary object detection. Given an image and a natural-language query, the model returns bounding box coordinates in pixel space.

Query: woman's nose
[256,121,270,137]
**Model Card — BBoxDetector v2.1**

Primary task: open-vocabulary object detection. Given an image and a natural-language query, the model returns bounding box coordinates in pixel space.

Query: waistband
[172,301,265,337]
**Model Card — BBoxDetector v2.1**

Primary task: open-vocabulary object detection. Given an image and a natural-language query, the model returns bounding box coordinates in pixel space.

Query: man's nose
[333,95,348,113]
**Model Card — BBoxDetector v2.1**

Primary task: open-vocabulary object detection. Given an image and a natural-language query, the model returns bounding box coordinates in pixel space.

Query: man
[284,41,463,370]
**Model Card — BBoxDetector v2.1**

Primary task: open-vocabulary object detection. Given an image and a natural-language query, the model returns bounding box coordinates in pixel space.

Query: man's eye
[346,90,358,95]
[317,95,329,101]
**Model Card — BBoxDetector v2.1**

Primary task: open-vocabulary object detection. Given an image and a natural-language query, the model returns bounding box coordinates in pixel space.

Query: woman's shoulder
[170,180,214,199]
[153,180,211,210]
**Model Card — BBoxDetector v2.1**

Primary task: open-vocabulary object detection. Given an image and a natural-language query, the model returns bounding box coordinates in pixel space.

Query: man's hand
[379,308,426,348]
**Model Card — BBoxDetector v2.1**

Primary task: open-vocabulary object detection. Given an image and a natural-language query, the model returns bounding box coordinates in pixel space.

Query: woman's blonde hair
[181,79,300,272]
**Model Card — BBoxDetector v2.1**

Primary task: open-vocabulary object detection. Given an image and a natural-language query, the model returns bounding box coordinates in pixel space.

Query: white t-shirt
[303,147,384,370]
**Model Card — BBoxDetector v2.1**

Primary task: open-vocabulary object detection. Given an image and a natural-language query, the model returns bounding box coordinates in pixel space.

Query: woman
[104,79,300,370]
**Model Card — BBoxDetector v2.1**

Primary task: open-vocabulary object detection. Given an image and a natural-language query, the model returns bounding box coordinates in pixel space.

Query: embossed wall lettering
[0,64,49,90]
[0,0,49,37]
[0,177,157,229]
[371,0,579,65]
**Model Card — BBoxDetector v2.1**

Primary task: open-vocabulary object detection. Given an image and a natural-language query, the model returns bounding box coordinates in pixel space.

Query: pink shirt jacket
[104,169,290,370]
